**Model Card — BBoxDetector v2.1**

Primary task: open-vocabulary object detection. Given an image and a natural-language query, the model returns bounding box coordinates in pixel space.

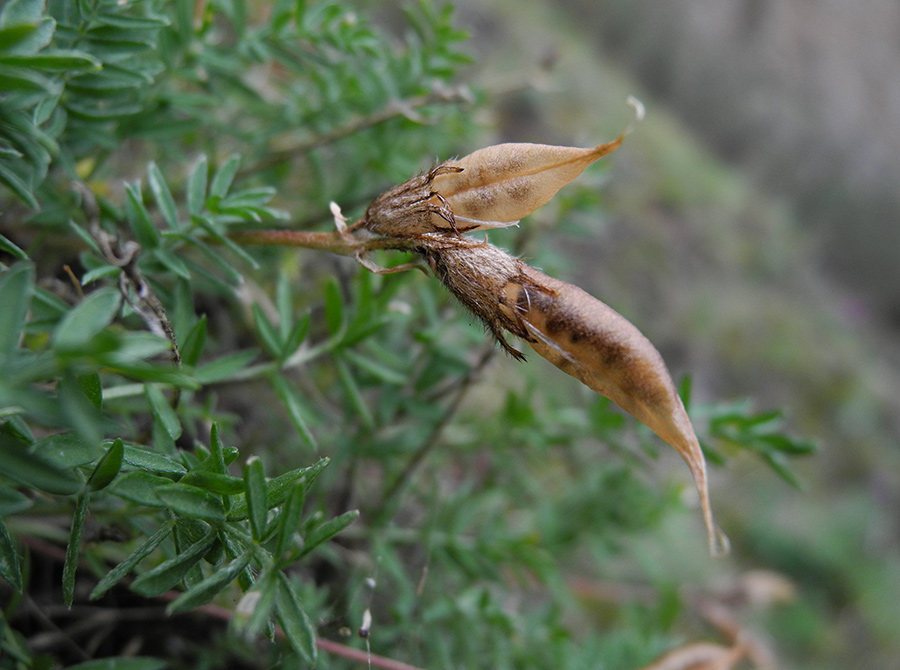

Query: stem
[239,86,473,178]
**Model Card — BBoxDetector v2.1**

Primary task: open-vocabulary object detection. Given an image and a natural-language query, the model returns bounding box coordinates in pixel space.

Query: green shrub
[0,1,812,667]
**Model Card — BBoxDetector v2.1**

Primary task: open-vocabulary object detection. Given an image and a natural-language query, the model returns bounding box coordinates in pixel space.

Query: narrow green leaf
[192,348,259,384]
[144,384,181,441]
[155,483,225,521]
[121,444,187,475]
[283,313,311,359]
[151,248,191,280]
[227,458,329,521]
[180,315,207,367]
[234,576,276,638]
[130,526,216,597]
[187,155,208,216]
[51,287,120,352]
[88,438,124,491]
[109,471,176,506]
[334,355,374,429]
[0,432,82,495]
[77,372,103,411]
[269,373,318,450]
[0,50,100,71]
[167,552,251,614]
[300,509,358,557]
[0,261,32,364]
[209,155,241,198]
[179,470,244,496]
[63,492,90,608]
[343,349,407,385]
[0,232,28,260]
[243,457,267,542]
[0,517,22,591]
[58,372,104,448]
[207,422,226,474]
[147,161,180,230]
[275,274,293,340]
[275,573,317,663]
[124,182,160,249]
[192,214,260,270]
[273,481,306,561]
[252,304,282,358]
[0,161,39,209]
[323,278,344,335]
[0,486,32,515]
[90,520,176,599]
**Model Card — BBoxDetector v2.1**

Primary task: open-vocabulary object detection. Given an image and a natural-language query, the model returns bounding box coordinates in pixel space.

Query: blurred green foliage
[0,0,814,668]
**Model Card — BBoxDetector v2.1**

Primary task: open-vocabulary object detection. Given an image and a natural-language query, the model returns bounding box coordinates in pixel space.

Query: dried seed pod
[418,236,728,557]
[362,137,624,237]
[430,137,623,227]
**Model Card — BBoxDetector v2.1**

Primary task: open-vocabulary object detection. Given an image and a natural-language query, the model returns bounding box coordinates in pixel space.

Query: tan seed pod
[362,136,624,238]
[418,236,728,557]
[430,137,623,228]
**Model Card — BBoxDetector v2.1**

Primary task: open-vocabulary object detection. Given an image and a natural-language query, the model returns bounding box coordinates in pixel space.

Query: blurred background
[425,0,900,667]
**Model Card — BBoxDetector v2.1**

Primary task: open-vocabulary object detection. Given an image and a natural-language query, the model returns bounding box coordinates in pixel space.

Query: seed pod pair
[359,104,727,556]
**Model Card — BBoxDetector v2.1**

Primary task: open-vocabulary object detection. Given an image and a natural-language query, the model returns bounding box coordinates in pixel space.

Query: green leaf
[233,578,276,638]
[130,525,216,597]
[0,0,46,27]
[144,384,182,441]
[0,232,27,259]
[192,348,259,384]
[209,154,241,198]
[275,573,317,663]
[121,444,187,475]
[207,422,227,474]
[334,354,374,429]
[124,182,160,249]
[90,520,175,599]
[0,160,39,209]
[109,471,177,506]
[151,248,191,280]
[180,315,207,367]
[166,552,251,614]
[67,658,167,670]
[147,161,180,230]
[0,486,32,515]
[227,458,329,521]
[243,457,267,542]
[57,372,104,448]
[300,509,358,558]
[0,50,100,71]
[323,277,344,335]
[63,492,89,608]
[252,304,282,358]
[0,517,22,591]
[187,155,208,216]
[0,432,82,495]
[192,214,260,270]
[273,480,306,561]
[269,372,318,450]
[179,470,244,496]
[31,433,102,470]
[77,372,103,411]
[88,438,124,491]
[51,287,120,352]
[0,261,33,365]
[154,484,225,521]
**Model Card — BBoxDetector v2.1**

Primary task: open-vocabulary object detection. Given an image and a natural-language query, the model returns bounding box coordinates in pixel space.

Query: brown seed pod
[362,136,625,238]
[417,235,728,557]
